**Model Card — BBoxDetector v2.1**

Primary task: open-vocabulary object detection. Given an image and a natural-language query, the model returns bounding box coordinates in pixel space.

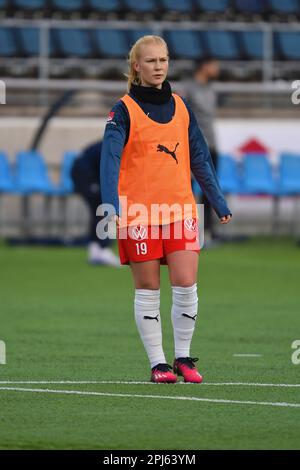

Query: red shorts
[117,217,200,265]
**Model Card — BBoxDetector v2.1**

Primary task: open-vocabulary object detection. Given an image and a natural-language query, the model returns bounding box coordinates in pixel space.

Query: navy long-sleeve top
[100,88,232,219]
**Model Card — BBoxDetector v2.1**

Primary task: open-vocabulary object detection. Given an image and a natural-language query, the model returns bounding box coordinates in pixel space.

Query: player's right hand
[220,214,232,224]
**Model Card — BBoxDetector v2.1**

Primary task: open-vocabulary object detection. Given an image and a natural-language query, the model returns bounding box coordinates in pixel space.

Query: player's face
[134,43,169,89]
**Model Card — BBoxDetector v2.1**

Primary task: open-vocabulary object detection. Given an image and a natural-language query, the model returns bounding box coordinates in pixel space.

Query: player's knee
[135,281,160,290]
[172,279,196,288]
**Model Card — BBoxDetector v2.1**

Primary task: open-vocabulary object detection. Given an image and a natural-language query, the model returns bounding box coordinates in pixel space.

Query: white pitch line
[0,386,300,409]
[233,354,262,357]
[0,380,300,388]
[204,382,300,388]
[0,380,151,385]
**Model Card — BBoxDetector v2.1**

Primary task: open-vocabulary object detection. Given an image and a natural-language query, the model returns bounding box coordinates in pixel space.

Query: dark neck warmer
[130,80,172,105]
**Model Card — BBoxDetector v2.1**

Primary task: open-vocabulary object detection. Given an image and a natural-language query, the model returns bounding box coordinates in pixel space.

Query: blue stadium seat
[15,151,57,195]
[124,0,156,13]
[57,151,78,195]
[51,0,84,12]
[196,0,230,13]
[53,29,92,58]
[161,0,193,13]
[240,31,264,60]
[87,0,121,13]
[129,29,154,45]
[278,154,300,195]
[0,28,18,57]
[242,154,276,194]
[268,0,299,14]
[17,28,40,57]
[218,155,241,194]
[92,29,128,58]
[13,0,45,11]
[18,28,54,57]
[0,152,15,193]
[204,31,240,60]
[164,30,203,59]
[235,0,267,14]
[276,32,300,60]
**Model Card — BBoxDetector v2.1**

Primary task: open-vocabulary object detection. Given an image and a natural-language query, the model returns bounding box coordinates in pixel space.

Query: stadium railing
[1,19,300,81]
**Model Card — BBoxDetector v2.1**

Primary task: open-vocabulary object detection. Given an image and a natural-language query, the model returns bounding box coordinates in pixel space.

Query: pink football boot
[173,357,203,383]
[151,363,177,383]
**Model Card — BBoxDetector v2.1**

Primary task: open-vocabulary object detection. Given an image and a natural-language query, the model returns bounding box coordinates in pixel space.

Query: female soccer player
[100,36,232,383]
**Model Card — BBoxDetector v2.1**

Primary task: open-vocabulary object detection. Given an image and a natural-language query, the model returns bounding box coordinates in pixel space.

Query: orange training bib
[117,93,198,228]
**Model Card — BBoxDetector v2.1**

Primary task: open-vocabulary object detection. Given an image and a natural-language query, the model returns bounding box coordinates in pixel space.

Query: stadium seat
[240,31,264,60]
[51,0,84,13]
[164,30,203,59]
[17,28,40,57]
[57,151,78,195]
[87,0,121,14]
[268,0,300,15]
[129,29,154,45]
[0,28,18,57]
[196,0,230,13]
[92,29,128,58]
[278,154,300,195]
[123,0,156,14]
[276,32,300,60]
[52,28,92,58]
[0,152,15,193]
[12,0,45,12]
[161,0,194,13]
[242,154,276,194]
[235,0,267,14]
[15,151,58,194]
[218,155,241,194]
[204,31,240,60]
[18,27,55,57]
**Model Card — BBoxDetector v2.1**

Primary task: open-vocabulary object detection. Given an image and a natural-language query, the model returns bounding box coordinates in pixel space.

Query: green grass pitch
[0,237,300,450]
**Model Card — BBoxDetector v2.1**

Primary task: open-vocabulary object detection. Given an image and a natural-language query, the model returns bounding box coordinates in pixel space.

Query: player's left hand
[220,214,232,224]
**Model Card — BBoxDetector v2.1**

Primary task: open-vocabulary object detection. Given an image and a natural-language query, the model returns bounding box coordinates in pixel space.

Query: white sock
[134,289,166,368]
[171,283,198,359]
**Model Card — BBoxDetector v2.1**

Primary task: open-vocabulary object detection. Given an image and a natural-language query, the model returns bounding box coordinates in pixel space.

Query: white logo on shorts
[184,218,196,232]
[131,225,148,241]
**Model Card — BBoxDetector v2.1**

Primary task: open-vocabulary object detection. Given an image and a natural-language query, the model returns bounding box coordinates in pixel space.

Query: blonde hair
[125,35,169,92]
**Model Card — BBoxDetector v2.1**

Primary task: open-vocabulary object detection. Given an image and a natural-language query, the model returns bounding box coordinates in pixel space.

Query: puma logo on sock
[144,315,159,322]
[182,313,197,321]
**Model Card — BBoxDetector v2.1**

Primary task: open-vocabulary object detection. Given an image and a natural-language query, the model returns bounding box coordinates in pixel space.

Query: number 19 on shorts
[136,242,148,255]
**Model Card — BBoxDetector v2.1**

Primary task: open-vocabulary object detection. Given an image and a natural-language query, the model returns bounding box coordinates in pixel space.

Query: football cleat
[173,357,203,383]
[151,363,177,383]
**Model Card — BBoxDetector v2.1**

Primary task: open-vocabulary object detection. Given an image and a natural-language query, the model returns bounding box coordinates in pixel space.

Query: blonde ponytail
[125,35,169,92]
